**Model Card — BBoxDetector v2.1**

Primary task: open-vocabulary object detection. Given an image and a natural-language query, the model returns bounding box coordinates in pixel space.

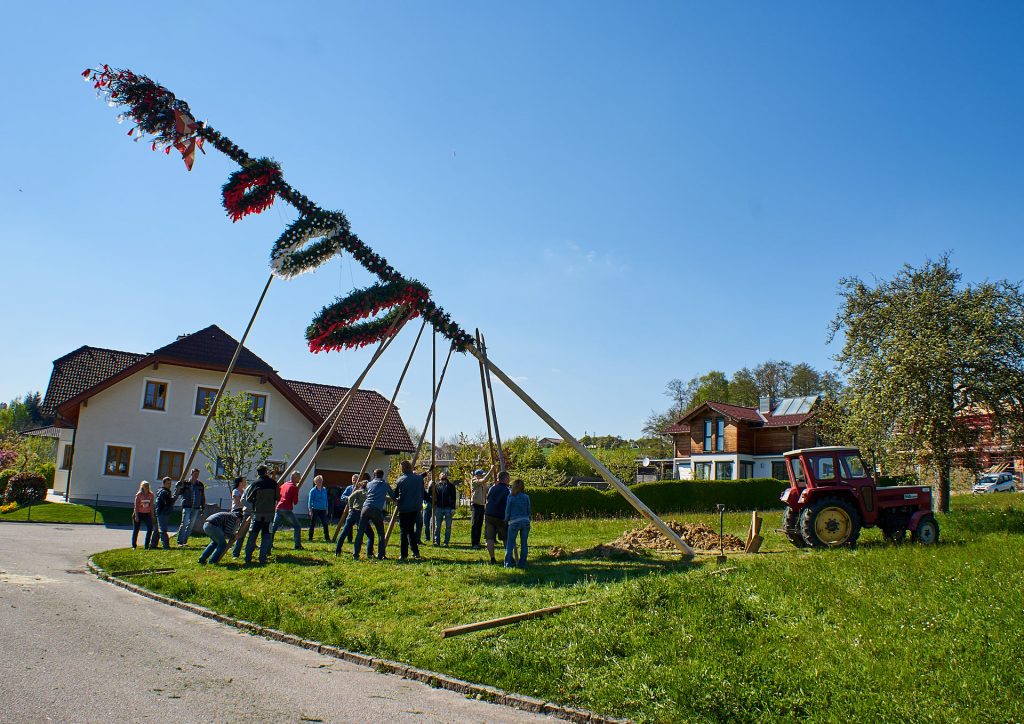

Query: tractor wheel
[782,508,808,548]
[799,497,861,548]
[911,515,940,545]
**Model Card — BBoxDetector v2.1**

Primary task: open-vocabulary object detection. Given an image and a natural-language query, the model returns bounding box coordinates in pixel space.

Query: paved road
[0,523,548,723]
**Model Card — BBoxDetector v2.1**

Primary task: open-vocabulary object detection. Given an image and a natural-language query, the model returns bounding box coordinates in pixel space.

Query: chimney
[758,395,774,415]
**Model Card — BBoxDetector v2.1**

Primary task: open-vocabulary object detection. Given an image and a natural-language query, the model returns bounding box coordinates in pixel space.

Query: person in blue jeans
[152,477,174,550]
[335,477,374,557]
[199,511,242,565]
[307,475,331,542]
[174,469,206,546]
[432,472,457,546]
[504,479,531,569]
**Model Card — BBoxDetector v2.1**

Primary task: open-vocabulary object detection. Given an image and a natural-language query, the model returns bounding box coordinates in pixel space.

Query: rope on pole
[181,273,274,482]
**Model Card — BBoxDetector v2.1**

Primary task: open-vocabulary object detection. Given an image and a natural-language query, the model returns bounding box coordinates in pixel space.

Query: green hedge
[528,478,789,519]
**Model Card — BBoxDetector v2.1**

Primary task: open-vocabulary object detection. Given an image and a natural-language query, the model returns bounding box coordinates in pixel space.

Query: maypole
[82,64,693,557]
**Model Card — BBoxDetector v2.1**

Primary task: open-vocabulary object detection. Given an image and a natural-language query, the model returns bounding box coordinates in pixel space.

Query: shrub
[38,462,55,489]
[0,468,17,498]
[529,478,789,519]
[0,501,17,514]
[3,472,47,505]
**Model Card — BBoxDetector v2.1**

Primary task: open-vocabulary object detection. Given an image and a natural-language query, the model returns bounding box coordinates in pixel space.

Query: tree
[546,443,592,481]
[503,435,546,469]
[664,378,691,417]
[728,368,760,406]
[753,360,793,401]
[196,391,274,485]
[786,363,822,396]
[689,371,730,408]
[829,256,1024,512]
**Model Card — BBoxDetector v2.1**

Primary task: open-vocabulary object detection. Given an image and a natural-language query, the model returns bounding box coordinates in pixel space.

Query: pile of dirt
[551,522,745,559]
[615,521,745,554]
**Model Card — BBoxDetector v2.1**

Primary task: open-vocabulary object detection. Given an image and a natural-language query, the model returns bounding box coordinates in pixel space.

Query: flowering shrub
[0,449,16,469]
[0,501,18,514]
[3,473,46,505]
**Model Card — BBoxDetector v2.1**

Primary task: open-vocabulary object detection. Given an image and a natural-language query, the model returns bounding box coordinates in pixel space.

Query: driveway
[0,523,549,723]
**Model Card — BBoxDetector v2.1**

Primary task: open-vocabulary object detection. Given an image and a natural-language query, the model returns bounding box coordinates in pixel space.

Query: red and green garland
[306,281,430,352]
[84,64,474,352]
[222,158,282,222]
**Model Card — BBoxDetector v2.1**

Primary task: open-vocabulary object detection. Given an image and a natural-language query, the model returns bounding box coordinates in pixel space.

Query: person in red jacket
[271,471,304,551]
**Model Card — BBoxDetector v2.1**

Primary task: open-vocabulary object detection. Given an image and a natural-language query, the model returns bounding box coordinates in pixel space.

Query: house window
[739,461,753,480]
[195,387,218,416]
[60,444,74,470]
[158,451,184,481]
[104,445,132,477]
[771,461,788,481]
[693,462,712,480]
[715,418,725,452]
[143,381,167,411]
[715,461,734,480]
[247,393,267,422]
[703,419,712,452]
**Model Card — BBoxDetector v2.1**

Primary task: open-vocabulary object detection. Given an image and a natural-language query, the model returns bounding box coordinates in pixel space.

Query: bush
[528,478,789,519]
[0,468,17,498]
[3,472,47,505]
[0,501,17,514]
[38,462,55,489]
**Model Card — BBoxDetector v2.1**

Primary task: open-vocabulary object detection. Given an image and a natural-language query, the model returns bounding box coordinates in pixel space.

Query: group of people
[129,461,533,569]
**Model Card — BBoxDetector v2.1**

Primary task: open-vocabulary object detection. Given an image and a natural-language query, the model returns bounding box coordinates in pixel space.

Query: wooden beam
[441,600,590,638]
[465,343,695,557]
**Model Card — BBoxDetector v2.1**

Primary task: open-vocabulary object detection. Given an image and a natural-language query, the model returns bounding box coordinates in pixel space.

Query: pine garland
[306,281,430,352]
[222,158,282,222]
[85,64,474,352]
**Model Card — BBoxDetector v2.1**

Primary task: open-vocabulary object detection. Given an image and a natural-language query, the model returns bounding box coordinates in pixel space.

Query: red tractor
[780,446,939,548]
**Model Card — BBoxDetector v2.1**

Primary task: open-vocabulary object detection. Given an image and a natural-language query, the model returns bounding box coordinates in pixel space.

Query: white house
[40,325,415,513]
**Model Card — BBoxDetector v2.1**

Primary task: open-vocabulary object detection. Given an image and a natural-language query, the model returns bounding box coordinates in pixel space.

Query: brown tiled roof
[762,413,814,427]
[154,325,274,373]
[284,380,415,453]
[705,402,764,422]
[41,346,146,417]
[664,423,690,434]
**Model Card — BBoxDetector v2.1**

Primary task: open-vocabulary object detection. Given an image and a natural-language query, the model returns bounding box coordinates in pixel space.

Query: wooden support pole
[181,274,274,482]
[338,318,426,543]
[478,332,505,472]
[441,600,590,639]
[464,343,695,557]
[475,329,497,470]
[279,308,409,487]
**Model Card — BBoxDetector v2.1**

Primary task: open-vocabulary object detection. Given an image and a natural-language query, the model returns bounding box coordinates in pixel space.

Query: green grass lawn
[93,495,1024,722]
[0,500,136,525]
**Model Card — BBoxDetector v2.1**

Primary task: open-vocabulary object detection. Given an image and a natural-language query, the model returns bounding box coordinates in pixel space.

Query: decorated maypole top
[83,64,472,352]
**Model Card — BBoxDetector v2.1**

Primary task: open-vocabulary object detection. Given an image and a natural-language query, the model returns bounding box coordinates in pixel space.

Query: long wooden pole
[337,318,426,542]
[475,329,497,469]
[441,600,590,638]
[232,311,409,548]
[465,343,695,557]
[478,332,505,472]
[182,273,274,481]
[277,308,410,485]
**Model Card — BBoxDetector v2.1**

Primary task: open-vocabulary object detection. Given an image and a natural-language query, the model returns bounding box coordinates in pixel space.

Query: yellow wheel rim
[814,506,852,544]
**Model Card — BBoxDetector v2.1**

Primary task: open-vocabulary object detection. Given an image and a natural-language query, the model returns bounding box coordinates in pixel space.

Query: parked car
[972,472,1018,494]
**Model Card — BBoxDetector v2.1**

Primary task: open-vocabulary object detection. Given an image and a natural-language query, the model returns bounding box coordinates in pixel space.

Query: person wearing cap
[469,466,493,549]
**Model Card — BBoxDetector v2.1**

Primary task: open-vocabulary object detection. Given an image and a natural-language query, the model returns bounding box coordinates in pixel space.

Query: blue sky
[2,2,1023,439]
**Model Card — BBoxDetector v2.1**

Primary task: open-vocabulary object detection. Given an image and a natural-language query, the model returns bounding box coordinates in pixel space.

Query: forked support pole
[464,343,695,557]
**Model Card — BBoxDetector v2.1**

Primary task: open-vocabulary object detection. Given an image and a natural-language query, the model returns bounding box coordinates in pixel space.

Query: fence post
[93,494,99,524]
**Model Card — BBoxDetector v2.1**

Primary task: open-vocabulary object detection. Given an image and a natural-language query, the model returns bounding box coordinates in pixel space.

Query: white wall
[67,363,390,511]
[51,429,74,496]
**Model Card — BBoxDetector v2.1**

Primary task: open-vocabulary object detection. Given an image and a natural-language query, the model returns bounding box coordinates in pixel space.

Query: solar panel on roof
[771,395,819,416]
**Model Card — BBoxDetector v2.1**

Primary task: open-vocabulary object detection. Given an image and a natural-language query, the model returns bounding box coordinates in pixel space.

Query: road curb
[87,557,625,724]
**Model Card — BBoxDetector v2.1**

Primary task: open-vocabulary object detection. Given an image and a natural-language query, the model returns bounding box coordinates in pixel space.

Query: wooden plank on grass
[110,568,176,578]
[441,600,590,638]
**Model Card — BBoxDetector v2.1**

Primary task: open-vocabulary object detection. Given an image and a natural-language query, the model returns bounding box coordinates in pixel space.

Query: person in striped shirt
[199,510,242,565]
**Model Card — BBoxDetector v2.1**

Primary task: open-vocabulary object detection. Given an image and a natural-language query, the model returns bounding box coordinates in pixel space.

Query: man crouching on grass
[199,510,242,565]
